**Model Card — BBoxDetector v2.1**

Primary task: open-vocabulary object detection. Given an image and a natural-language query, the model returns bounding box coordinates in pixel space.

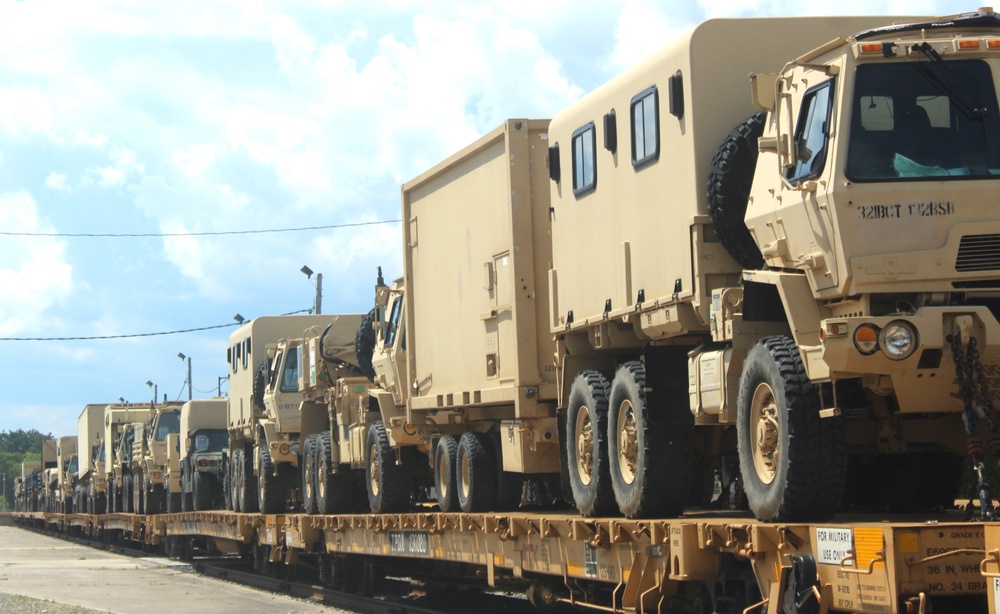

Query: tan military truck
[225,314,348,512]
[174,398,228,511]
[263,317,373,514]
[538,11,1000,522]
[129,402,183,514]
[19,462,41,512]
[55,436,77,514]
[104,403,155,513]
[12,476,22,512]
[363,119,558,514]
[75,404,107,514]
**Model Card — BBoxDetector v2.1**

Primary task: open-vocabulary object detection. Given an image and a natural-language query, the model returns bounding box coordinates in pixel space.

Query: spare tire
[252,364,267,412]
[707,112,766,270]
[355,308,377,381]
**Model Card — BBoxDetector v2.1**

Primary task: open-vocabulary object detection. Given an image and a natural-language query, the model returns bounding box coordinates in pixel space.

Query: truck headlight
[880,321,917,360]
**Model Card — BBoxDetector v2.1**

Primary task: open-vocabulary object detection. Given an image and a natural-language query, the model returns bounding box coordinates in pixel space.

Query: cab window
[787,80,834,184]
[280,346,299,393]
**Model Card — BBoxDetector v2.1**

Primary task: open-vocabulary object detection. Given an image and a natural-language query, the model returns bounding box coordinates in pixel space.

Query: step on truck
[541,9,1000,522]
[225,314,359,513]
[364,119,559,513]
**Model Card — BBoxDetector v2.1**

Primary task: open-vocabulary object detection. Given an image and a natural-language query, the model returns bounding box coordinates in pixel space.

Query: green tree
[0,429,53,511]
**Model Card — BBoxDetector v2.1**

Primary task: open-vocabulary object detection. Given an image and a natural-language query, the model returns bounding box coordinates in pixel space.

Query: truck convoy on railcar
[13,9,1000,614]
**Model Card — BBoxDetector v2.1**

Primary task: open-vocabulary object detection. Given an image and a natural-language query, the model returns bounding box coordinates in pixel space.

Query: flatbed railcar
[12,509,994,614]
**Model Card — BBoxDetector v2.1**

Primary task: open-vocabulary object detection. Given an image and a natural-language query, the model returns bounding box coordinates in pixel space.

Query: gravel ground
[0,593,105,614]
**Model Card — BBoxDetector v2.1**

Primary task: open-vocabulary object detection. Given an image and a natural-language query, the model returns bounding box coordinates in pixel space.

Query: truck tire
[238,447,259,513]
[707,112,766,270]
[434,435,460,512]
[457,432,497,513]
[608,361,692,518]
[122,475,132,513]
[736,336,846,521]
[193,472,213,511]
[252,366,267,413]
[166,479,180,513]
[257,445,284,514]
[355,308,377,382]
[566,370,616,517]
[317,432,354,514]
[366,421,409,513]
[227,455,239,512]
[301,434,318,514]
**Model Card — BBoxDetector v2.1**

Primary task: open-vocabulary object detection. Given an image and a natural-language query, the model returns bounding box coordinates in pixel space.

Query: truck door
[775,64,841,291]
[484,251,514,381]
[373,293,408,407]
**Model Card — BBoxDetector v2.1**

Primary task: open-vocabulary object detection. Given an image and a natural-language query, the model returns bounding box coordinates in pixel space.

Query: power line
[0,308,318,341]
[0,322,241,341]
[0,219,401,238]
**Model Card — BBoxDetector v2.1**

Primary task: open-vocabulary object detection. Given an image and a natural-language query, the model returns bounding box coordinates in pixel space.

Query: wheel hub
[575,407,594,485]
[369,443,381,496]
[750,382,780,485]
[617,400,638,485]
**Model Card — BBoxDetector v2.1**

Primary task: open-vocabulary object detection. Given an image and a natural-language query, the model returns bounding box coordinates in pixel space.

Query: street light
[145,380,158,405]
[233,314,245,325]
[178,353,192,401]
[301,265,322,315]
[118,397,126,404]
[217,375,228,397]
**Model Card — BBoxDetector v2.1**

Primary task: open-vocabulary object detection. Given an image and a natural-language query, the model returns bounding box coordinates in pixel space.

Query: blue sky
[0,0,970,440]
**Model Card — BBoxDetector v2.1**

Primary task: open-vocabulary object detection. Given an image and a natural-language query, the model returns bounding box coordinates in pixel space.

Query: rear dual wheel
[608,361,691,519]
[366,421,410,513]
[566,370,615,517]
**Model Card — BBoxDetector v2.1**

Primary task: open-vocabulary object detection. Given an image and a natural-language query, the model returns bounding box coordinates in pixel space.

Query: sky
[0,0,974,442]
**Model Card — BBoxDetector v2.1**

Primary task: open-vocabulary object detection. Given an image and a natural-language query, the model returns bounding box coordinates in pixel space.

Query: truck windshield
[154,412,181,441]
[191,429,228,453]
[845,59,1000,181]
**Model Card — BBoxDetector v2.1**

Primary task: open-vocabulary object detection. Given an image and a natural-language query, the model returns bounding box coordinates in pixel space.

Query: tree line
[0,429,54,510]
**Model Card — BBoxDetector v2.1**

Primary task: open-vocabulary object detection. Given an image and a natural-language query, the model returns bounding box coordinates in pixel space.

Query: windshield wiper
[912,42,988,122]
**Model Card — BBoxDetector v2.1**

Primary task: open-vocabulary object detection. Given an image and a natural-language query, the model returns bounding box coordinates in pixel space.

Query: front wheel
[736,336,846,521]
[366,421,409,513]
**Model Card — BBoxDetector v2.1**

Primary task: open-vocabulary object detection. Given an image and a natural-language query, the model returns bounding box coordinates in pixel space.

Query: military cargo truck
[176,398,228,511]
[365,119,557,513]
[55,436,78,514]
[539,11,1000,522]
[225,315,347,512]
[75,404,107,514]
[132,402,183,514]
[264,317,373,514]
[104,403,155,513]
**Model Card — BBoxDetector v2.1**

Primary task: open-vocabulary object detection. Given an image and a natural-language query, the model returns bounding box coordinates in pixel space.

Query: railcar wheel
[736,335,846,521]
[434,435,460,512]
[365,421,409,513]
[457,432,497,513]
[317,432,354,514]
[566,370,615,517]
[608,361,692,518]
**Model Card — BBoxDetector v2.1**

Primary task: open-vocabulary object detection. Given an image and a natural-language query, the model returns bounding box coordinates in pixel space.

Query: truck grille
[956,234,1000,272]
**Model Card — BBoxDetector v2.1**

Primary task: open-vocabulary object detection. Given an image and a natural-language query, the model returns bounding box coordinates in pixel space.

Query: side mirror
[750,73,777,112]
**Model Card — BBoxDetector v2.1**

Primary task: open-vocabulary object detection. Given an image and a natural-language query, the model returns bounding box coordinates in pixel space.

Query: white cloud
[45,172,71,192]
[0,192,72,336]
[86,148,145,188]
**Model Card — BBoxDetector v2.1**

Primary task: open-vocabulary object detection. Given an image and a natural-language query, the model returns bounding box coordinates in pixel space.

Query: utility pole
[178,353,193,401]
[315,272,323,315]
